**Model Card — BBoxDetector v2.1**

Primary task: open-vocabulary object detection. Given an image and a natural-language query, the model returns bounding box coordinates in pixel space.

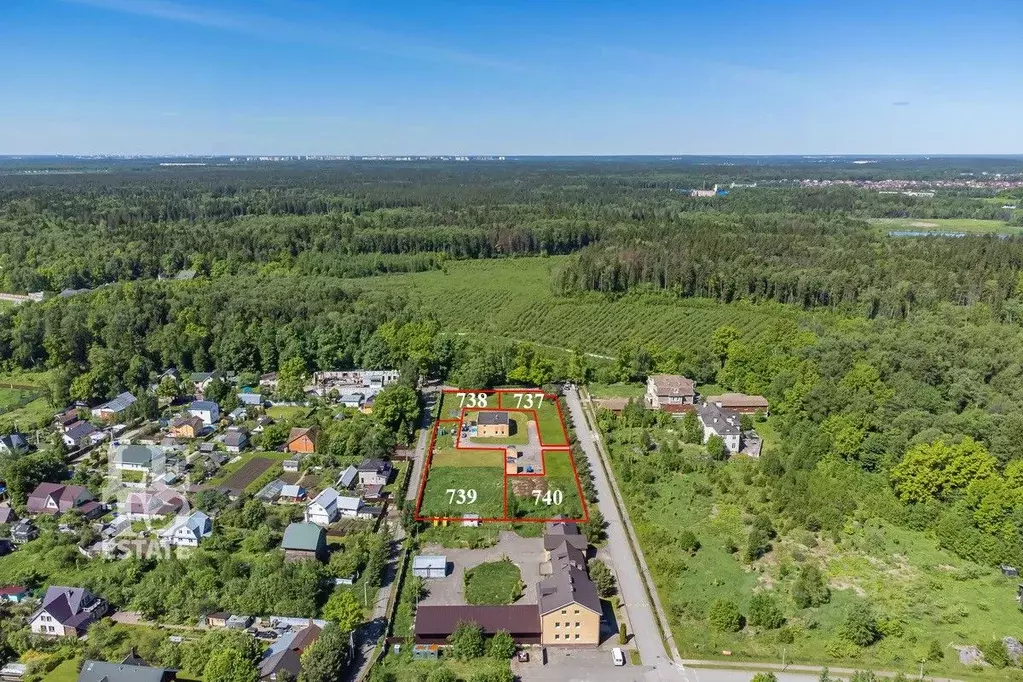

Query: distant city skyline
[1,0,1021,155]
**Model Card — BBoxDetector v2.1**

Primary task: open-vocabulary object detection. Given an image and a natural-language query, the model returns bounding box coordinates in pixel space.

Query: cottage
[286,427,319,454]
[238,392,263,407]
[228,407,247,422]
[189,371,222,397]
[91,392,137,422]
[0,539,12,557]
[538,566,602,645]
[477,411,510,438]
[124,489,186,520]
[705,393,769,415]
[77,660,176,682]
[339,393,365,409]
[169,414,204,439]
[282,522,327,562]
[0,434,28,456]
[258,623,322,681]
[412,555,447,579]
[337,465,358,489]
[203,611,230,628]
[10,520,38,544]
[224,428,249,453]
[279,485,307,503]
[306,488,340,526]
[30,586,106,637]
[697,403,742,453]
[114,444,166,472]
[62,422,98,449]
[282,457,301,473]
[0,662,27,681]
[0,585,29,603]
[27,483,102,519]
[0,504,16,525]
[357,458,392,486]
[188,400,220,426]
[645,374,696,412]
[160,511,212,547]
[361,484,384,501]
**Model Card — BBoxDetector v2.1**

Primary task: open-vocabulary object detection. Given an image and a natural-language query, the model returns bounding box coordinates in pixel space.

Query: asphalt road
[564,387,682,682]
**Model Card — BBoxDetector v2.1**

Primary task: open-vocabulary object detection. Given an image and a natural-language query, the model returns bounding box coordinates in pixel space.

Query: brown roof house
[705,393,769,415]
[645,374,696,413]
[169,414,204,439]
[258,622,322,681]
[414,606,541,646]
[286,427,320,455]
[29,586,107,637]
[26,483,103,519]
[477,411,510,438]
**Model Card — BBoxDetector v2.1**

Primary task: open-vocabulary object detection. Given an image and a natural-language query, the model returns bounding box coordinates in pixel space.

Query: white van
[612,648,626,666]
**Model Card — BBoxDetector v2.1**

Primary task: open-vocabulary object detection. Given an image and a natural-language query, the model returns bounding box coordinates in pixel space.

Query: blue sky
[1,0,1021,155]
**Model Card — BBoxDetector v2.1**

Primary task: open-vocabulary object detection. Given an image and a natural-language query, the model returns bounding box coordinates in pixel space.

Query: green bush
[840,602,880,647]
[747,592,785,630]
[707,598,743,632]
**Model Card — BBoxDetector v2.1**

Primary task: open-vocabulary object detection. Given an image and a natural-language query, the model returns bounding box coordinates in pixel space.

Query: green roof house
[282,522,327,562]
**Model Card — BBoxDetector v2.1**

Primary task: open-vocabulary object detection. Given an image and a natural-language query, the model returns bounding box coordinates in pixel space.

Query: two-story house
[645,374,697,413]
[29,586,106,637]
[697,403,742,453]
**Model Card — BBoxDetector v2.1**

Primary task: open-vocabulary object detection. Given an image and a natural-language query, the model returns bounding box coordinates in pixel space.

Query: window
[554,634,560,640]
[574,609,579,614]
[575,622,580,627]
[554,622,560,628]
[574,634,580,640]
[561,609,566,614]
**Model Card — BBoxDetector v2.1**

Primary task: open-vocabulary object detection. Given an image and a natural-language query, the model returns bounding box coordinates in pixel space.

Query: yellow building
[477,411,510,438]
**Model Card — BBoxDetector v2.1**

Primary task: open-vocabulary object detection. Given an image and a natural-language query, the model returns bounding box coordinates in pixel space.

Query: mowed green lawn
[507,450,586,520]
[439,389,499,419]
[464,559,524,605]
[0,370,54,431]
[496,390,568,446]
[418,465,504,518]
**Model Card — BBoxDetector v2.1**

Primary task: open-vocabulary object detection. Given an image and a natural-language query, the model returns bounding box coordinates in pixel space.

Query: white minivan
[612,648,626,666]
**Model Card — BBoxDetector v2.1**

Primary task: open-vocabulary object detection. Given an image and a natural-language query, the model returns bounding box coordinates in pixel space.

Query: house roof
[648,374,696,397]
[287,426,319,445]
[538,567,601,616]
[170,414,203,429]
[281,484,305,498]
[35,586,99,627]
[0,505,16,525]
[413,555,446,570]
[697,403,741,436]
[477,411,510,426]
[116,444,163,467]
[282,523,325,552]
[0,585,27,596]
[65,421,98,441]
[189,400,219,413]
[706,393,769,409]
[311,487,339,509]
[543,519,588,551]
[27,483,95,513]
[77,660,172,682]
[337,465,358,488]
[96,392,137,413]
[414,605,540,638]
[237,392,263,405]
[0,433,27,450]
[336,495,362,512]
[224,430,248,447]
[357,458,391,473]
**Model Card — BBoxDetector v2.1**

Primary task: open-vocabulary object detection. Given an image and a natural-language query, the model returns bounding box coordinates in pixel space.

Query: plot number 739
[446,488,477,505]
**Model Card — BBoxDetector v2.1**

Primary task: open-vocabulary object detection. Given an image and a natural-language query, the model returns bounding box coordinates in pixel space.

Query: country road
[564,386,682,682]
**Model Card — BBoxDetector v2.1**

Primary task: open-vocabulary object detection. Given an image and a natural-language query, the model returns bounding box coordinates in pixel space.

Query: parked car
[612,648,626,666]
[517,651,529,663]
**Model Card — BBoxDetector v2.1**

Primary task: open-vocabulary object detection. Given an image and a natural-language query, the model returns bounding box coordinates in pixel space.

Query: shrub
[840,602,880,647]
[747,592,785,630]
[679,531,701,555]
[980,640,1009,668]
[708,599,743,632]
[792,564,830,608]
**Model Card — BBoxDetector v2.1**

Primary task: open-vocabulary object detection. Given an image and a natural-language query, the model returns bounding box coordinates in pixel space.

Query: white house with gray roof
[160,511,212,547]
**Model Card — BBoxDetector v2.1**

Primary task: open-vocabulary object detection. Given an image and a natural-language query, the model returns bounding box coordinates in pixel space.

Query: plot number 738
[456,392,489,408]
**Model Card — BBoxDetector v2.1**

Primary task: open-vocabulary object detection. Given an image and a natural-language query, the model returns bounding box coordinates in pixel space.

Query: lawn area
[464,558,524,605]
[602,422,1023,680]
[417,465,504,519]
[464,410,529,446]
[266,405,311,420]
[369,653,510,682]
[507,450,586,521]
[0,370,54,431]
[870,217,1022,236]
[587,382,646,399]
[42,659,78,682]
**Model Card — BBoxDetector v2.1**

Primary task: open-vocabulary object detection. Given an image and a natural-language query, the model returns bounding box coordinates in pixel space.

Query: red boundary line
[414,389,587,524]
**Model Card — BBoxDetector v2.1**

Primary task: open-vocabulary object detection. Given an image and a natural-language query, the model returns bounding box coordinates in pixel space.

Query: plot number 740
[532,489,563,505]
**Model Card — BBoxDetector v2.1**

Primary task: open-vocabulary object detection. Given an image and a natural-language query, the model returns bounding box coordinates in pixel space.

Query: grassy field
[438,389,499,419]
[265,405,311,421]
[507,450,586,521]
[464,558,524,605]
[0,370,53,432]
[871,217,1022,235]
[354,258,814,357]
[588,382,647,399]
[603,423,1023,679]
[420,425,505,518]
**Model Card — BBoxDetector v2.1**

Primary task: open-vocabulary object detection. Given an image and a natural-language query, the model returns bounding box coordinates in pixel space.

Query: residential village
[0,365,767,682]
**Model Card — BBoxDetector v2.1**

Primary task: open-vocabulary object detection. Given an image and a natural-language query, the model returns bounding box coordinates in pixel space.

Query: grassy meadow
[871,217,1022,236]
